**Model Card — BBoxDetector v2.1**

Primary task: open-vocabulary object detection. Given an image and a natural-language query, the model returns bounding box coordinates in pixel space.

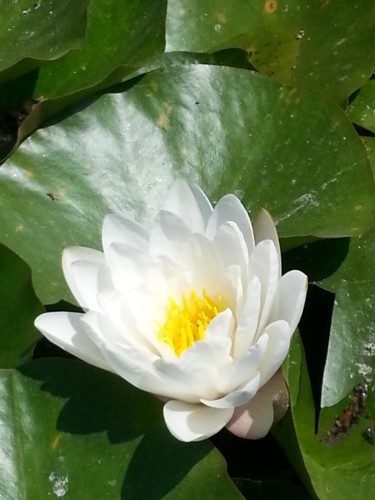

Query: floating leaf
[0,65,373,303]
[166,0,375,104]
[0,243,42,367]
[348,79,375,134]
[0,0,168,163]
[0,0,88,80]
[0,358,240,499]
[274,333,375,499]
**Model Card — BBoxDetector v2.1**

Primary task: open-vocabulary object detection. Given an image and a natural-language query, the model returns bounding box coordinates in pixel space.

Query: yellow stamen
[157,289,223,357]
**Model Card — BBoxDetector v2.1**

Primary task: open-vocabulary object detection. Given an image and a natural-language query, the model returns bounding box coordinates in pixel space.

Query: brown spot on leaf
[355,205,363,211]
[156,114,168,129]
[264,0,277,14]
[215,11,227,23]
[156,102,172,129]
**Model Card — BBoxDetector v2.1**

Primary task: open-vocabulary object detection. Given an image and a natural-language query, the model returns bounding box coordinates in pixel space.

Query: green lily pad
[0,358,240,499]
[0,0,88,81]
[348,79,375,134]
[281,224,375,409]
[166,0,375,104]
[274,333,375,500]
[32,0,167,99]
[2,0,166,100]
[300,138,375,407]
[0,0,168,164]
[0,243,42,367]
[0,65,373,304]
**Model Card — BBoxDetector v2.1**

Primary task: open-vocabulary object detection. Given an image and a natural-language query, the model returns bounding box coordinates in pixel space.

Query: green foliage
[0,359,240,499]
[0,0,88,80]
[1,66,374,304]
[0,2,374,498]
[0,244,42,367]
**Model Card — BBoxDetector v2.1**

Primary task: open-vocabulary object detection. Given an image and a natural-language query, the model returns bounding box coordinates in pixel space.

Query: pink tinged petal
[34,312,111,372]
[62,247,111,312]
[248,239,280,339]
[162,179,213,232]
[163,400,234,442]
[233,276,261,357]
[218,333,268,393]
[106,242,150,293]
[269,270,308,333]
[201,372,260,409]
[205,195,255,256]
[102,214,148,256]
[253,208,281,274]
[258,320,291,386]
[149,210,192,264]
[227,369,289,439]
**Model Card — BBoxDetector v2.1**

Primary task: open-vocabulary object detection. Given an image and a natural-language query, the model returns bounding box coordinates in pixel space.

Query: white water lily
[35,180,307,442]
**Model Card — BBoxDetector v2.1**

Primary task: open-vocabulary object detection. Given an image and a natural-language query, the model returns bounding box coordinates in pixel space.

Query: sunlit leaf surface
[166,0,375,104]
[0,359,240,499]
[0,65,373,304]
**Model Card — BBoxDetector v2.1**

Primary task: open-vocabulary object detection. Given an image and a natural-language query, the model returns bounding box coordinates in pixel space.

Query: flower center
[157,289,223,357]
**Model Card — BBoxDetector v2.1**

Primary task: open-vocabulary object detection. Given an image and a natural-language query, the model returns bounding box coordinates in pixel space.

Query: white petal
[147,255,186,298]
[189,234,223,294]
[206,194,255,255]
[227,370,289,439]
[96,289,163,355]
[233,276,261,357]
[218,333,268,393]
[162,179,213,232]
[62,247,110,311]
[119,287,175,358]
[204,308,236,341]
[223,264,244,315]
[153,336,232,401]
[253,208,281,273]
[213,221,249,278]
[201,372,260,409]
[106,242,150,293]
[102,214,148,256]
[248,239,280,339]
[34,312,111,371]
[163,400,234,442]
[81,309,153,355]
[258,320,291,386]
[100,336,227,402]
[149,210,192,264]
[269,270,308,333]
[99,342,170,396]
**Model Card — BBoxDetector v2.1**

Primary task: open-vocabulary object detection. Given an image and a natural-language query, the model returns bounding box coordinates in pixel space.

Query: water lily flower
[35,180,307,442]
